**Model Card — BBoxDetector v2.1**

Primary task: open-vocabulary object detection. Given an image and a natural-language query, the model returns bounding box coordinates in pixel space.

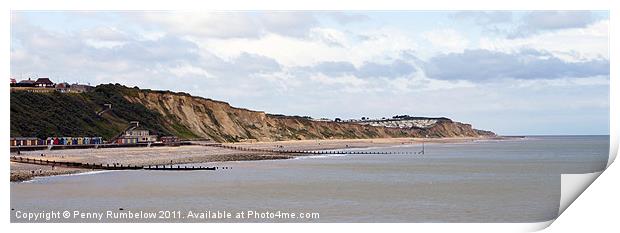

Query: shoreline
[10,136,504,182]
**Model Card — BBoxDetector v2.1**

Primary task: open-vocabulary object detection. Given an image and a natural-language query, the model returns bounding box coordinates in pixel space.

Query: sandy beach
[10,137,498,182]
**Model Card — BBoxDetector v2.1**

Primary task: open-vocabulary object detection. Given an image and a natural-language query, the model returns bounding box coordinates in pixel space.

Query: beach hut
[116,136,138,144]
[11,137,39,146]
[26,138,35,146]
[161,136,179,143]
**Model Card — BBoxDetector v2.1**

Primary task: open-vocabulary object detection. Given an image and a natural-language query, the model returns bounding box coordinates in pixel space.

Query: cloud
[135,12,260,39]
[478,19,609,62]
[309,73,368,89]
[324,12,370,24]
[423,29,469,53]
[454,11,604,39]
[11,16,282,85]
[453,11,513,25]
[308,28,348,47]
[79,26,130,41]
[451,11,513,36]
[225,52,282,75]
[309,61,356,76]
[113,36,201,64]
[424,49,609,81]
[357,60,416,78]
[258,12,318,38]
[133,11,319,39]
[305,59,416,79]
[508,11,598,38]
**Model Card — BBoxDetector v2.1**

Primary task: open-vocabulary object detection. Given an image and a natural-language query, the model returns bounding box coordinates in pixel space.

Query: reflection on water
[11,136,609,223]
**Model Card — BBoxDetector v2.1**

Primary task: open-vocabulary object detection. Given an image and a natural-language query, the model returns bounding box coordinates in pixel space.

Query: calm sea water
[10,136,609,223]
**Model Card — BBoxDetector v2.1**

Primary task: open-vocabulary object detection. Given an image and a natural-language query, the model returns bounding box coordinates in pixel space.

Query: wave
[25,170,116,183]
[294,154,347,160]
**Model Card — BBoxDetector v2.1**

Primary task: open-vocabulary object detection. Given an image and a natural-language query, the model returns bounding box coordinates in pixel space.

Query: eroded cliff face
[10,84,494,142]
[124,90,495,142]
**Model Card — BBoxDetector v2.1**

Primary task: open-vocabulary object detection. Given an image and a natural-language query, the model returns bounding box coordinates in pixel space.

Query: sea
[10,136,609,223]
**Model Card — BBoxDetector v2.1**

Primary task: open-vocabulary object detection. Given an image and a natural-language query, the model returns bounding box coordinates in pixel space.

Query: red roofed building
[34,78,54,88]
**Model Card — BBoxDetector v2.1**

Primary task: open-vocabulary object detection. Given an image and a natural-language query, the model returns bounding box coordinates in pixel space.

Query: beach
[10,136,609,222]
[10,137,496,182]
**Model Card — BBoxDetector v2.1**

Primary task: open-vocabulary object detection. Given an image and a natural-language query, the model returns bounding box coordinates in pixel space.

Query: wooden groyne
[10,141,193,152]
[204,143,425,155]
[10,156,219,171]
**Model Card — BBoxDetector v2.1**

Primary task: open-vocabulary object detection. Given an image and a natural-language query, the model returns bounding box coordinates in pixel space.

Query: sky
[10,11,610,135]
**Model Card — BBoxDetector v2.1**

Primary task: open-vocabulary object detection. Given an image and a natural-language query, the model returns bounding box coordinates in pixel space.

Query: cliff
[10,84,495,142]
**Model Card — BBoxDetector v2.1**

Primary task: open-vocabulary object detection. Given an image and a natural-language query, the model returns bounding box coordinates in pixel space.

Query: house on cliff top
[34,78,54,88]
[15,78,35,87]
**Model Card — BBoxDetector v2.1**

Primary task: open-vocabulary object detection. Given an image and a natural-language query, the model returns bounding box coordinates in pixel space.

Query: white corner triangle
[559,172,603,216]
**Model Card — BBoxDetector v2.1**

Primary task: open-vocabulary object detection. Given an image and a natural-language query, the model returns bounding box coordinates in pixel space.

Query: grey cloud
[509,11,598,38]
[307,59,416,79]
[454,11,603,38]
[192,51,282,78]
[424,49,609,81]
[91,36,201,66]
[11,16,283,83]
[357,60,416,78]
[311,61,356,76]
[12,21,82,54]
[229,52,282,74]
[12,17,198,65]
